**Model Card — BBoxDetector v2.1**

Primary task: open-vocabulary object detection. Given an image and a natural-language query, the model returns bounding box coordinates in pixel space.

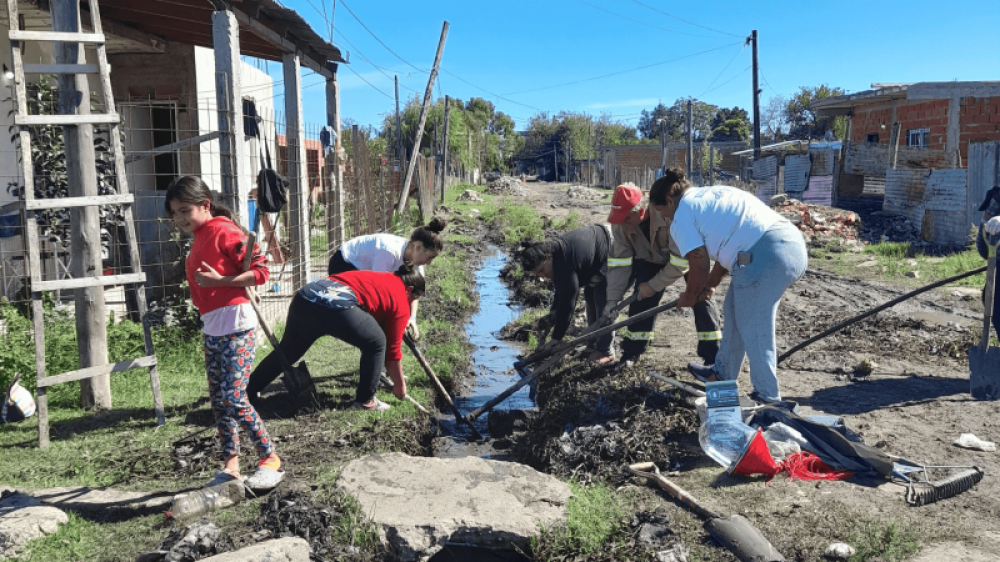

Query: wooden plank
[25,193,133,210]
[7,30,105,43]
[15,113,119,126]
[231,8,333,78]
[23,63,99,74]
[33,272,145,291]
[36,356,158,388]
[124,131,222,164]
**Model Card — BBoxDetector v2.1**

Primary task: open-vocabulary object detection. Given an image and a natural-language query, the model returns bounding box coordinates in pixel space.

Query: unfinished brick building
[813,81,1000,246]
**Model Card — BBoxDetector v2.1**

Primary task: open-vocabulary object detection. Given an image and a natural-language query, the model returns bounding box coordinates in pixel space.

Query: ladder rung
[25,194,133,211]
[16,114,120,126]
[23,63,100,75]
[33,272,145,292]
[37,356,158,388]
[8,30,105,44]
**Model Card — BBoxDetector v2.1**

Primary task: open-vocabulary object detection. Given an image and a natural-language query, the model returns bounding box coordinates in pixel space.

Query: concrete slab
[28,486,173,514]
[336,452,572,561]
[0,491,69,557]
[198,537,311,561]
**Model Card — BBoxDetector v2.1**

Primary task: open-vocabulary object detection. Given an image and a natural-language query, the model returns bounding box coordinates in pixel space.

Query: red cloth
[187,216,269,315]
[329,270,411,361]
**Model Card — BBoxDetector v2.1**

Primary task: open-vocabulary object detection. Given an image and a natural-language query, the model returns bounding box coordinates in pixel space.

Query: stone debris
[135,519,230,562]
[335,452,572,561]
[197,538,311,562]
[771,199,862,243]
[824,542,856,559]
[860,211,923,245]
[0,489,69,558]
[457,189,483,202]
[485,176,529,197]
[566,185,606,200]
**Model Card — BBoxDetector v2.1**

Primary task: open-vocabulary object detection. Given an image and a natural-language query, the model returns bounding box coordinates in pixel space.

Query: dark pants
[327,249,358,276]
[621,259,721,363]
[247,294,386,404]
[986,274,1000,336]
[583,276,614,355]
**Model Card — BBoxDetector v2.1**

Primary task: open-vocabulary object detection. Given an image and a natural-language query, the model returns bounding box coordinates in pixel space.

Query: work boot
[687,362,720,383]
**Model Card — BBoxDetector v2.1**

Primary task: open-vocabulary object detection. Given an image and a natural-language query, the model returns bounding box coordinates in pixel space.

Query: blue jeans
[714,222,807,401]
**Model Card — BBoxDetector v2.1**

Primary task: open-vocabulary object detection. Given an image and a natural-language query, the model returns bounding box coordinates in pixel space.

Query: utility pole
[752,29,761,160]
[53,0,111,410]
[396,21,449,214]
[394,75,403,169]
[553,141,558,182]
[686,100,693,179]
[442,95,450,204]
[565,141,571,183]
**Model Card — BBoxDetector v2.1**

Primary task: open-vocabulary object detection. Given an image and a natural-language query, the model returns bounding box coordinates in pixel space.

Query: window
[907,127,929,148]
[150,106,178,191]
[866,133,879,144]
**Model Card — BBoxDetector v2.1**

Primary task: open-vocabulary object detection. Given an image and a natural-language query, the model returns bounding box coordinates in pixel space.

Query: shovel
[242,233,318,407]
[970,231,1000,400]
[627,462,786,562]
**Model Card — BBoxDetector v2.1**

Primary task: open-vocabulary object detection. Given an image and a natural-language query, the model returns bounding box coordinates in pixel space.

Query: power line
[336,0,427,74]
[628,0,744,37]
[503,42,742,96]
[577,0,715,38]
[342,63,394,99]
[441,69,543,111]
[701,65,752,97]
[698,43,746,98]
[336,30,421,93]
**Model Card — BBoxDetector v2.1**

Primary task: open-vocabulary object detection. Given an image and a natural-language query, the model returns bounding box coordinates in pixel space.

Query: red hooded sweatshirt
[187,216,269,316]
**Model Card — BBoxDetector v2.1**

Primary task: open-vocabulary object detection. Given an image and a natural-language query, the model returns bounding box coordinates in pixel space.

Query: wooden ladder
[6,0,164,447]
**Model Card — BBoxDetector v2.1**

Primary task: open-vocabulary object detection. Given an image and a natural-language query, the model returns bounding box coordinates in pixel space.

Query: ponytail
[409,217,447,252]
[395,263,426,298]
[519,241,552,273]
[164,175,246,234]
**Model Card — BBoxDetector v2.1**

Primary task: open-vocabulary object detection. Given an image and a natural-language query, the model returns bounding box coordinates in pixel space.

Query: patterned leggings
[204,329,274,460]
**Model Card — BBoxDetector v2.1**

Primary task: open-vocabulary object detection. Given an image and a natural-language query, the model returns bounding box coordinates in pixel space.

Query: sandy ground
[508,179,1000,561]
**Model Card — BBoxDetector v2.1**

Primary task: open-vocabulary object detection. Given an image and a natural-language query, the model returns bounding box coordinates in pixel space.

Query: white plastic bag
[954,433,996,452]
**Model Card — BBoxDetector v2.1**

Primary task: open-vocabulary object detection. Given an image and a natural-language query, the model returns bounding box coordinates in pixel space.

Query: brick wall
[959,97,1000,163]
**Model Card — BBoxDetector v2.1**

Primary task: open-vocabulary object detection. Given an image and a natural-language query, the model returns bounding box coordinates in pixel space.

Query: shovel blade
[704,515,785,562]
[283,360,318,405]
[970,346,1000,400]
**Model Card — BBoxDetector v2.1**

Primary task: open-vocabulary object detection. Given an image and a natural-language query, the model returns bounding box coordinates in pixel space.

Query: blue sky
[262,0,1000,133]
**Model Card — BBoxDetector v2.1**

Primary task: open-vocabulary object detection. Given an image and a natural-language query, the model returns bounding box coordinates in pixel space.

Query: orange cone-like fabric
[729,428,781,477]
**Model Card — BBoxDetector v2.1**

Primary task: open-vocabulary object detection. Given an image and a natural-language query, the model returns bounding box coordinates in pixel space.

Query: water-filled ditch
[434,247,536,458]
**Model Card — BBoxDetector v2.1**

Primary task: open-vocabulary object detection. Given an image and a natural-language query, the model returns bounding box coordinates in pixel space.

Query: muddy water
[435,247,535,456]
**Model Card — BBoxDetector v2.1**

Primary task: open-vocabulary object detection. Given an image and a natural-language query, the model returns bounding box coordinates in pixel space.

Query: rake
[900,463,984,506]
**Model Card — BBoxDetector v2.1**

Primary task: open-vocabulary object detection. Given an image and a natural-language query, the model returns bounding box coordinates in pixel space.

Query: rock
[824,542,856,559]
[768,194,788,206]
[0,490,69,558]
[197,538,311,562]
[336,452,572,561]
[952,287,981,300]
[566,185,605,200]
[457,190,483,202]
[858,260,879,267]
[657,544,690,562]
[906,259,919,267]
[135,520,226,562]
[29,486,173,515]
[488,408,537,439]
[905,270,920,279]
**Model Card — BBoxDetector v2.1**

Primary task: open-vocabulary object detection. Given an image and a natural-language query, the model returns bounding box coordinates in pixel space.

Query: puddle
[436,247,535,455]
[911,310,975,327]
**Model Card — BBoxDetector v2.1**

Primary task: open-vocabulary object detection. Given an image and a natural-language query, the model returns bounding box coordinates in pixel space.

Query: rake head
[905,466,984,506]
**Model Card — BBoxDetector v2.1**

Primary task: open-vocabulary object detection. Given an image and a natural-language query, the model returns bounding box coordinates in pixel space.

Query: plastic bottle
[698,416,757,469]
[167,480,244,519]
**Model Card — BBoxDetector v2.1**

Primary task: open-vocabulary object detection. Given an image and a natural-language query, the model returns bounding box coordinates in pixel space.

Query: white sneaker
[351,397,391,412]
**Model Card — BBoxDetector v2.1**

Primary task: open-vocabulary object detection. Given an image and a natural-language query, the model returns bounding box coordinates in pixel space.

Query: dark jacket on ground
[549,225,611,341]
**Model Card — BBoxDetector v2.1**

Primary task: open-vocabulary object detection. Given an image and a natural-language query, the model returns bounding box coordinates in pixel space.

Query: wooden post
[553,141,558,182]
[325,62,344,250]
[51,0,110,410]
[212,9,247,228]
[686,100,693,179]
[891,121,901,169]
[442,95,450,203]
[709,145,715,185]
[284,52,310,290]
[396,21,449,215]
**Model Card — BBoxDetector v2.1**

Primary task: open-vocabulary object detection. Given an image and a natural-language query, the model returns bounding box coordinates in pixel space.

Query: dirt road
[507,179,1000,561]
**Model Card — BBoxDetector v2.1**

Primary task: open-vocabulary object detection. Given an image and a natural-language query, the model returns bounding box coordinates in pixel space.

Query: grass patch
[553,210,581,231]
[847,518,921,562]
[532,481,630,557]
[809,241,986,288]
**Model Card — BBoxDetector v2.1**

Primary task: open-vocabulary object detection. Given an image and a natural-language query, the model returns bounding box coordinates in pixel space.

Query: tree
[642,98,718,142]
[709,106,751,141]
[761,95,788,142]
[637,103,670,140]
[786,85,846,139]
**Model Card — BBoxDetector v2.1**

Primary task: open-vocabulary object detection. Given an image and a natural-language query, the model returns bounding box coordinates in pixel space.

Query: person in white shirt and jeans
[649,169,807,404]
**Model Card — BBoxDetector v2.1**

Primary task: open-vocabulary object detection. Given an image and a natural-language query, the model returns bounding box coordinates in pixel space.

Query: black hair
[979,185,1000,217]
[519,241,552,273]
[395,263,426,298]
[410,217,447,253]
[164,176,244,231]
[649,168,690,206]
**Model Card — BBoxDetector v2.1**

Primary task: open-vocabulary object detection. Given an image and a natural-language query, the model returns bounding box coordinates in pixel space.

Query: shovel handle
[404,334,485,441]
[626,462,720,520]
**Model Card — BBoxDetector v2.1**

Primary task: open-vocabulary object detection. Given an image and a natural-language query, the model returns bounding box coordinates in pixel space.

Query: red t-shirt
[187,216,269,315]
[330,270,411,361]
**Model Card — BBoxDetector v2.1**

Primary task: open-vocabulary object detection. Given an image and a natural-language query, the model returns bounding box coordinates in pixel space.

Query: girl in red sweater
[247,265,422,411]
[165,176,283,490]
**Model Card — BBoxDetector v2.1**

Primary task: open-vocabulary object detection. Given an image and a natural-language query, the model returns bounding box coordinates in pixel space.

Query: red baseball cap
[607,184,643,224]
